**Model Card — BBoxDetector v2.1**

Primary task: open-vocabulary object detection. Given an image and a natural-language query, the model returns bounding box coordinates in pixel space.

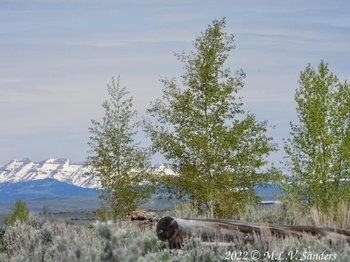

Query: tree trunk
[156,216,350,248]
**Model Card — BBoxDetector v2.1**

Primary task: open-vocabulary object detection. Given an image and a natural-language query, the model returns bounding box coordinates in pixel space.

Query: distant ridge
[0,178,98,202]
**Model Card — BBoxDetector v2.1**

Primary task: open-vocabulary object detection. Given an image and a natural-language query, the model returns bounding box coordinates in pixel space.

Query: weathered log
[128,210,160,223]
[156,216,350,248]
[127,210,160,230]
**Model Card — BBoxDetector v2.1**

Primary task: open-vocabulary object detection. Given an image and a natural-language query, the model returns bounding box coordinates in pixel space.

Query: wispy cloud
[63,34,192,48]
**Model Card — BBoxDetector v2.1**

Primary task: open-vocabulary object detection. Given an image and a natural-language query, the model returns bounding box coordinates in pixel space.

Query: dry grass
[310,202,350,229]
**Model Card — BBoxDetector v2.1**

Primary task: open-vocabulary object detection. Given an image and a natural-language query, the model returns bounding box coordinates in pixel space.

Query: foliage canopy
[87,76,154,218]
[146,18,278,217]
[284,60,350,213]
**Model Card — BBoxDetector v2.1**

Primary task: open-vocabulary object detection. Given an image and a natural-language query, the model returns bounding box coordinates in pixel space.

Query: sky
[0,0,349,166]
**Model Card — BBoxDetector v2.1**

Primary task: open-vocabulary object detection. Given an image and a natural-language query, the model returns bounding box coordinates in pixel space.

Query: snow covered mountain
[0,158,281,207]
[0,159,177,209]
[0,158,99,189]
[0,158,176,190]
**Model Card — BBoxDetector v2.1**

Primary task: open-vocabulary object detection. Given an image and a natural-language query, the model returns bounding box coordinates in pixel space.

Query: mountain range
[0,158,281,212]
[0,158,98,189]
[0,178,98,202]
[0,159,176,206]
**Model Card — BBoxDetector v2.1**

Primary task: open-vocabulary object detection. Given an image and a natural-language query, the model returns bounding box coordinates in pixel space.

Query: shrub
[0,212,349,261]
[4,200,29,226]
[95,204,113,222]
[0,216,162,261]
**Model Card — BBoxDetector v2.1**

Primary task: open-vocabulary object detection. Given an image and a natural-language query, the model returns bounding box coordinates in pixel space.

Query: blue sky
[0,0,349,166]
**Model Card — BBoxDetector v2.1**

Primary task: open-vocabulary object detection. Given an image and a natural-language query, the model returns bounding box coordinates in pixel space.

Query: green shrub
[95,204,113,222]
[4,200,29,226]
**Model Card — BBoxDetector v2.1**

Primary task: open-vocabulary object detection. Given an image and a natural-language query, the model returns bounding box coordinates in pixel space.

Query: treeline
[86,18,350,219]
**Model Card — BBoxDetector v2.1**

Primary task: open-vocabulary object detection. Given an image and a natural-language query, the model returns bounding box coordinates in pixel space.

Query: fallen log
[156,216,350,248]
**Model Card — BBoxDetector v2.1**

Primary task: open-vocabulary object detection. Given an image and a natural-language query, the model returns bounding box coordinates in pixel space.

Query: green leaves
[146,18,277,218]
[284,60,350,213]
[87,76,154,219]
[4,200,29,226]
[84,20,350,221]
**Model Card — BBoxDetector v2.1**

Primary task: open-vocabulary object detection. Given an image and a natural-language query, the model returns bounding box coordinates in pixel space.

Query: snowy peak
[0,159,177,190]
[0,159,99,189]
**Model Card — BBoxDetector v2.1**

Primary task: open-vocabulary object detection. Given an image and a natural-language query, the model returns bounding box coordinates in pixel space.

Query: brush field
[0,204,349,262]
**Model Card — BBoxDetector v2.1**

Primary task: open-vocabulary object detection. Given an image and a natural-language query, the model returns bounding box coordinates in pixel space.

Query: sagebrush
[0,209,349,262]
